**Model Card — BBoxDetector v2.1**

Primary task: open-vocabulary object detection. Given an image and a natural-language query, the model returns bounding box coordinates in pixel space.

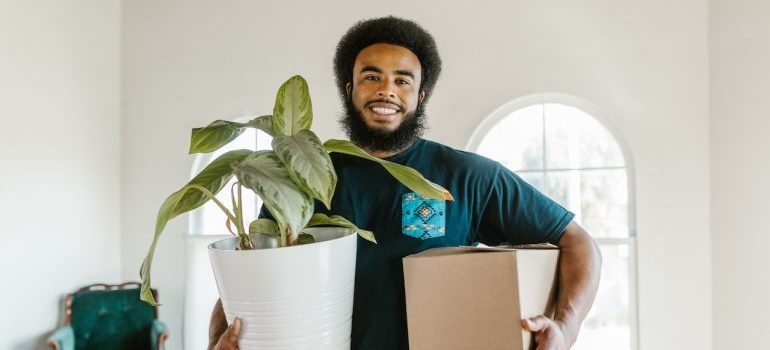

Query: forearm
[208,299,228,350]
[553,222,602,344]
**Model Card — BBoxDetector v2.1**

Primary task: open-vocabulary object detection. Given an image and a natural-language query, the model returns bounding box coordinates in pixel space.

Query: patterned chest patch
[402,192,446,240]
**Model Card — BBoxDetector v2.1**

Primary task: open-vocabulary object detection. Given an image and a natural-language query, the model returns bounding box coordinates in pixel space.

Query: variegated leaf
[246,115,276,137]
[323,139,454,201]
[307,213,376,243]
[249,218,279,236]
[189,115,275,154]
[272,75,312,136]
[297,233,315,244]
[272,130,336,208]
[232,151,313,244]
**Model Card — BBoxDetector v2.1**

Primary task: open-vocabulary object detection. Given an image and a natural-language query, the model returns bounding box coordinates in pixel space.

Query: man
[211,16,601,350]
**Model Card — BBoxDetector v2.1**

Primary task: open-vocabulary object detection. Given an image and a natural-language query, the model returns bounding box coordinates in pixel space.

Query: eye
[396,79,411,85]
[364,75,379,81]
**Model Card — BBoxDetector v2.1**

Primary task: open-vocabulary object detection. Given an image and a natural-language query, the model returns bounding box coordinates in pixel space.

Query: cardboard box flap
[407,243,557,259]
[458,242,558,252]
[406,246,484,258]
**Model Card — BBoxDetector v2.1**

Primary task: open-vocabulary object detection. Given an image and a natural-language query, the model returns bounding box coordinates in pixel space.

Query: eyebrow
[360,66,416,80]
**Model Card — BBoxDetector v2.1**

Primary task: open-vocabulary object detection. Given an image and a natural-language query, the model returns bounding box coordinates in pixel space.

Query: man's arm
[522,221,602,349]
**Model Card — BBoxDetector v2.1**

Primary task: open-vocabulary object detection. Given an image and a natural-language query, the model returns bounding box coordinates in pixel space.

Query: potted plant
[139,75,452,349]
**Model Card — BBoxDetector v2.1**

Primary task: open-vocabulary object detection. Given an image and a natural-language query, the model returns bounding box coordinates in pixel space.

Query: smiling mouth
[370,106,399,115]
[367,101,402,117]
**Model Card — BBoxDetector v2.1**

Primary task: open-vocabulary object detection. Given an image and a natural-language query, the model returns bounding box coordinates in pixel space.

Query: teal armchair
[47,282,168,350]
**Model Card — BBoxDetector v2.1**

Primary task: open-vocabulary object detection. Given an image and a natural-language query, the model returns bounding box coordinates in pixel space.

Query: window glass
[573,243,632,350]
[545,169,629,238]
[544,103,625,169]
[472,99,635,350]
[476,104,544,171]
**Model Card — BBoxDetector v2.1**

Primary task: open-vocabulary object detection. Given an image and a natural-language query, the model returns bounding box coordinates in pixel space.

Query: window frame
[466,93,639,350]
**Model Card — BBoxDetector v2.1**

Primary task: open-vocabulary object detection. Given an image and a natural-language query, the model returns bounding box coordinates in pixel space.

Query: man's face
[346,43,425,133]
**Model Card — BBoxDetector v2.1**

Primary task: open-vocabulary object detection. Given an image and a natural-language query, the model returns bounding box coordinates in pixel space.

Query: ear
[419,91,426,104]
[345,82,352,97]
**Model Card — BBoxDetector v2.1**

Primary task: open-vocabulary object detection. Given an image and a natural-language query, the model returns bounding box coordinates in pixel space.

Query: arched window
[468,94,637,350]
[184,121,272,349]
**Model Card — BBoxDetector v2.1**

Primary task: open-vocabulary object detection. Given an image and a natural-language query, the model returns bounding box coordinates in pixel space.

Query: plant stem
[187,184,237,224]
[237,183,245,234]
[228,182,252,250]
[235,183,252,249]
[225,216,237,236]
[229,183,242,233]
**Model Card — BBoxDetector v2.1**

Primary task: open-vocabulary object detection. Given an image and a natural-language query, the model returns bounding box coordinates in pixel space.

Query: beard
[340,96,427,153]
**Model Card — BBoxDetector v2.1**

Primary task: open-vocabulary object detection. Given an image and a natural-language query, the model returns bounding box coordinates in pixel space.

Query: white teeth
[372,107,397,115]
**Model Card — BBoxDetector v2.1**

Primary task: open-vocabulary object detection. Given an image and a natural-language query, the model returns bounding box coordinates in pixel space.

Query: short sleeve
[477,165,575,245]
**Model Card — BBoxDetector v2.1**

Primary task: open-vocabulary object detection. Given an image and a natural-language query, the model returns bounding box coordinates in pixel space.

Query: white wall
[710,1,770,349]
[0,1,121,349]
[122,1,711,349]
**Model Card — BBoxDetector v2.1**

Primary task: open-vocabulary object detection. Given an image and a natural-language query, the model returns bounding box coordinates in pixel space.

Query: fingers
[534,331,549,350]
[225,318,242,342]
[216,318,241,350]
[523,316,566,350]
[521,315,551,332]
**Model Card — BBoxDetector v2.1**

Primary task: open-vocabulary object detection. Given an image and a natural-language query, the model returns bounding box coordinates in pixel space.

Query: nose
[376,79,397,99]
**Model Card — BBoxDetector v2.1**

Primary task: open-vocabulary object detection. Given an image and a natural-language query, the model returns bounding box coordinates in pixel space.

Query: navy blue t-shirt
[311,138,574,350]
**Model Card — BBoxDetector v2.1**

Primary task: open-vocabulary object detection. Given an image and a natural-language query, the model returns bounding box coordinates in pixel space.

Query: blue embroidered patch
[402,192,446,240]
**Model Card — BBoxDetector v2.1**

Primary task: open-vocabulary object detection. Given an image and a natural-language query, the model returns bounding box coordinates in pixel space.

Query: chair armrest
[151,319,169,350]
[47,326,74,350]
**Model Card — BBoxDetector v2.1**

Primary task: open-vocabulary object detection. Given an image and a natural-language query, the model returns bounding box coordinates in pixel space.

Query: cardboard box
[403,244,559,350]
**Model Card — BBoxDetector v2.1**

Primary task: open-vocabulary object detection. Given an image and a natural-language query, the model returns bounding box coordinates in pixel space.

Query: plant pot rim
[208,227,357,253]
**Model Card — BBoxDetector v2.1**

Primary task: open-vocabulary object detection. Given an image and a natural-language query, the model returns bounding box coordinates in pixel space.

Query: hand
[521,315,570,350]
[213,317,241,350]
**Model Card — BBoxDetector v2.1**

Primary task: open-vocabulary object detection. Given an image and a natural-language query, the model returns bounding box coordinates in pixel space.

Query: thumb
[226,317,242,342]
[521,315,550,332]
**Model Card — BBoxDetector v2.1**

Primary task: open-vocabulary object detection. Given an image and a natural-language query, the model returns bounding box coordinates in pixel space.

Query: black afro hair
[333,16,442,104]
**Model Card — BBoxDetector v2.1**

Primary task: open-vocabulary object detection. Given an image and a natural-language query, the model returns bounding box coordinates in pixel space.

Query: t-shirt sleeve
[477,165,575,245]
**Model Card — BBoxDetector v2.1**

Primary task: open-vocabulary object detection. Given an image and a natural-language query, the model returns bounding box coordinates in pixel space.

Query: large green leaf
[189,115,275,154]
[232,151,313,245]
[272,130,336,209]
[307,213,376,243]
[140,149,252,305]
[323,139,454,201]
[272,75,312,136]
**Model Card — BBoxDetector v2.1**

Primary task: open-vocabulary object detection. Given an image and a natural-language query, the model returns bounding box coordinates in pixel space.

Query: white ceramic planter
[208,227,357,350]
